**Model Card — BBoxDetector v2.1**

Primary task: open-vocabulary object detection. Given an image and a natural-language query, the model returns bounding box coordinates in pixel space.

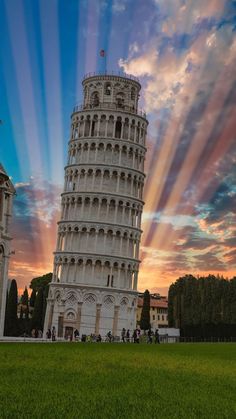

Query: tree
[30,273,52,292]
[21,286,28,305]
[21,287,29,319]
[4,279,18,336]
[29,289,36,308]
[29,273,52,332]
[140,289,151,330]
[31,288,44,330]
[168,275,236,338]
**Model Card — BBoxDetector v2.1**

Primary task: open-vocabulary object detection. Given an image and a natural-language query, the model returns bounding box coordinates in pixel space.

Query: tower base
[43,282,138,339]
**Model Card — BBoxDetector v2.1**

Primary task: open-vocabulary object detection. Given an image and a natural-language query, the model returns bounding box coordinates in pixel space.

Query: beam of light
[0,2,29,180]
[149,59,236,251]
[141,0,227,247]
[141,67,205,245]
[76,1,88,99]
[5,0,43,176]
[151,106,236,256]
[96,0,113,73]
[5,0,62,273]
[4,1,47,270]
[84,0,99,74]
[39,0,64,184]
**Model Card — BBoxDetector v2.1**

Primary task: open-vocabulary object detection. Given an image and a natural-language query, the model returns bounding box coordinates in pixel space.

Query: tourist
[107,331,112,342]
[52,326,56,341]
[74,329,80,341]
[126,329,130,342]
[46,329,51,339]
[38,329,43,338]
[121,328,126,343]
[35,328,39,339]
[133,329,137,343]
[136,328,140,344]
[147,328,153,344]
[97,334,102,342]
[155,329,160,344]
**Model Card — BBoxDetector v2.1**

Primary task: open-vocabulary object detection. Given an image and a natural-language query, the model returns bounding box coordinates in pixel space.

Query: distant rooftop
[138,297,168,309]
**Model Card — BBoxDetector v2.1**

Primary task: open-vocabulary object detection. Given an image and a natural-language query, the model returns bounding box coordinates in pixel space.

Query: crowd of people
[44,326,161,343]
[31,328,43,338]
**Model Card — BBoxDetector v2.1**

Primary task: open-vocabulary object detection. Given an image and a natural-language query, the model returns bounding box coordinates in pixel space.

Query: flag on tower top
[100,49,105,57]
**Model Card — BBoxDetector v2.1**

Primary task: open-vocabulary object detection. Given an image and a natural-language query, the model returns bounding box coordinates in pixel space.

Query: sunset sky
[0,0,235,296]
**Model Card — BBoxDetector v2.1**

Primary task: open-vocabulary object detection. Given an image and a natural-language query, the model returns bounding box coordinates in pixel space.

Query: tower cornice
[61,190,145,205]
[65,163,146,178]
[68,136,147,152]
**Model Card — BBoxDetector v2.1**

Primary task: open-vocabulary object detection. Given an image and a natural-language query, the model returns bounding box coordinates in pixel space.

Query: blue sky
[0,0,235,294]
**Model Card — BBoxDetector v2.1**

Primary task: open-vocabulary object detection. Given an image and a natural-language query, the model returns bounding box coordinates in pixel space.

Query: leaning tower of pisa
[44,72,148,339]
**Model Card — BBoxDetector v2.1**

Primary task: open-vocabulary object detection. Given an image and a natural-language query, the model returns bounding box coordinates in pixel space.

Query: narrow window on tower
[107,275,110,287]
[115,117,122,138]
[91,120,95,136]
[116,92,124,108]
[91,91,99,107]
[131,87,135,100]
[105,83,111,95]
[111,275,114,287]
[72,183,76,191]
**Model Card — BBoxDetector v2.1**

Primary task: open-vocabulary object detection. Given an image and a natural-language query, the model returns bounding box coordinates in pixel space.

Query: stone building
[44,72,148,338]
[0,164,15,336]
[137,296,168,330]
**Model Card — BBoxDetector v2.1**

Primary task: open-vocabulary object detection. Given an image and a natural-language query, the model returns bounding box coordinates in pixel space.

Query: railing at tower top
[83,71,140,83]
[73,102,147,118]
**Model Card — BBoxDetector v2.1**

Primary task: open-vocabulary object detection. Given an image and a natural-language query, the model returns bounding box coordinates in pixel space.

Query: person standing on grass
[46,329,51,339]
[52,326,56,341]
[147,328,153,344]
[136,328,140,344]
[121,328,126,342]
[155,329,160,344]
[74,329,80,341]
[126,329,130,342]
[133,329,137,343]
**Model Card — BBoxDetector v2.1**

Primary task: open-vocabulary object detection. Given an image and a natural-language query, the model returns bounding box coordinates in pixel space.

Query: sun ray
[149,59,236,250]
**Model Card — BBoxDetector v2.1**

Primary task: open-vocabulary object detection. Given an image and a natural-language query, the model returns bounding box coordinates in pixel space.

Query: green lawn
[0,343,235,419]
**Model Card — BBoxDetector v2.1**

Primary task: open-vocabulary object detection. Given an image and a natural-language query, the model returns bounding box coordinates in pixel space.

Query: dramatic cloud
[117,0,236,292]
[9,179,62,293]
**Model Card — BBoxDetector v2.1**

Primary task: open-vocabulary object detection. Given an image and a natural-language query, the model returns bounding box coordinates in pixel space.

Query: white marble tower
[0,164,15,337]
[44,72,148,338]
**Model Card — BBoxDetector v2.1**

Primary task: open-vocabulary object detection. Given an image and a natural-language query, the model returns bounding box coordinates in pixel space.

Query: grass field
[0,343,235,419]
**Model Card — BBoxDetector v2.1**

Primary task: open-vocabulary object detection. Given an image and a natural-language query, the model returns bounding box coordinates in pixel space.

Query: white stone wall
[44,74,147,338]
[0,169,15,337]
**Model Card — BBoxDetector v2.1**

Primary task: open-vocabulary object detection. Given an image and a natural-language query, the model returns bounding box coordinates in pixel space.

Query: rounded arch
[84,293,96,305]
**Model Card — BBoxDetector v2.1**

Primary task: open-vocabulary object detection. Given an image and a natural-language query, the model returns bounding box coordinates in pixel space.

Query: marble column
[95,303,102,334]
[76,302,83,331]
[112,305,120,337]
